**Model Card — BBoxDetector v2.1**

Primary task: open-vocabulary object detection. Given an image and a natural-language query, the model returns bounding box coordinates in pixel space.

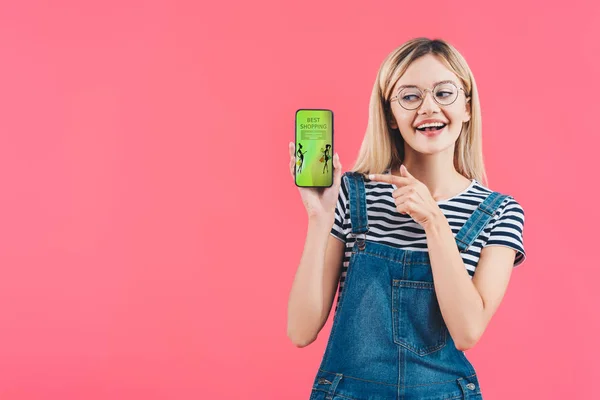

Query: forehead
[393,54,459,92]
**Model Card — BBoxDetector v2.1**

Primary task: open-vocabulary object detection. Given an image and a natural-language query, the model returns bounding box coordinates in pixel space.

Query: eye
[402,94,420,101]
[436,91,453,98]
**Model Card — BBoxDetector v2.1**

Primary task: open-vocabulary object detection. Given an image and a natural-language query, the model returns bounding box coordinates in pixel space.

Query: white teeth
[417,122,446,129]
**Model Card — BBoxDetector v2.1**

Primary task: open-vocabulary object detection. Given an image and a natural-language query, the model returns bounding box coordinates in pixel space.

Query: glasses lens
[398,83,459,109]
[434,83,458,105]
[398,88,422,109]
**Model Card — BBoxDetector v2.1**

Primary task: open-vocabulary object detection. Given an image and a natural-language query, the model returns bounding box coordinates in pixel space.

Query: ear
[463,97,471,123]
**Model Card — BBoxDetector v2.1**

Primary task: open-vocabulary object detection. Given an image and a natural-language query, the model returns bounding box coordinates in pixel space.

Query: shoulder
[340,171,367,192]
[476,184,526,266]
[482,191,525,234]
[341,171,366,181]
[471,181,524,215]
[495,195,525,226]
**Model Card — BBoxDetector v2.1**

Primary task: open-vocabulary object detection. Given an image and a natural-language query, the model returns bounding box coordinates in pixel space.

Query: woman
[287,37,526,400]
[321,144,331,174]
[297,142,308,174]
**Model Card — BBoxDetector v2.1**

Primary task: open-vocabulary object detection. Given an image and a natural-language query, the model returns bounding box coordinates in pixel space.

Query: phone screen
[295,109,334,188]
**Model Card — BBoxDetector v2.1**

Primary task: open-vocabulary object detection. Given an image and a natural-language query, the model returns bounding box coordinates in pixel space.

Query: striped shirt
[330,172,526,311]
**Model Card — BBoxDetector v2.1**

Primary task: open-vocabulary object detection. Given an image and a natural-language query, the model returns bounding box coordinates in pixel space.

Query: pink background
[0,0,598,399]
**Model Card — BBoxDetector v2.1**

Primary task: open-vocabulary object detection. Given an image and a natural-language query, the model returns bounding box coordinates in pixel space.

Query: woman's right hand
[289,142,343,219]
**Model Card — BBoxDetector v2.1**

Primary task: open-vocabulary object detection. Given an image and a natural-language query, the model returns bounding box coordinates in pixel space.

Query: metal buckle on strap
[355,229,368,250]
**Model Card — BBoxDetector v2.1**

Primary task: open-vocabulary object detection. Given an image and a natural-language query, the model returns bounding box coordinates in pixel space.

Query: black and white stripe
[330,174,526,311]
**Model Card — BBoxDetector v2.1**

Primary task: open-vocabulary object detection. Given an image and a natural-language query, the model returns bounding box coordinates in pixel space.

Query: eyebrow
[396,79,457,90]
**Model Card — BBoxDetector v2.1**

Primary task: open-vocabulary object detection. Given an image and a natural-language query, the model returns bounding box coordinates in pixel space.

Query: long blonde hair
[351,37,488,187]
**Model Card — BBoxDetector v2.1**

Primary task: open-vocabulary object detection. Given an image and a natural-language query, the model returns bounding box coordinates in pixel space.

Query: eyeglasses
[390,80,469,110]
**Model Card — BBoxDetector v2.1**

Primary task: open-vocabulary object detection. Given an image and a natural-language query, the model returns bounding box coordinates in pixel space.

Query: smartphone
[294,109,334,188]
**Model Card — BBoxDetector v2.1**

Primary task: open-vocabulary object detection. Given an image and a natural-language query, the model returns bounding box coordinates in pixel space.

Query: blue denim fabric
[309,172,508,400]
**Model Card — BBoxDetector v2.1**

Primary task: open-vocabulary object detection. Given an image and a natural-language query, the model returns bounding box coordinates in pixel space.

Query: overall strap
[344,172,369,248]
[454,191,508,253]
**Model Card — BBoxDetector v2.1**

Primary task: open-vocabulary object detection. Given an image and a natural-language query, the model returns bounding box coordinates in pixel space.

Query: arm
[286,214,345,348]
[424,211,515,351]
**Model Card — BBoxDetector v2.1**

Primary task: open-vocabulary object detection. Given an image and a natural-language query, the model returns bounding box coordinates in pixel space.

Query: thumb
[333,153,343,187]
[400,164,413,178]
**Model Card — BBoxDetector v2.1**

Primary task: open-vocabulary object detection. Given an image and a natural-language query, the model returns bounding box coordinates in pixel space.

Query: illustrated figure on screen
[319,144,331,174]
[296,143,307,174]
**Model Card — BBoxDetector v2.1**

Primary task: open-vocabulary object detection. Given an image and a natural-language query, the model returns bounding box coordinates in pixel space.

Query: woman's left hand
[368,165,442,230]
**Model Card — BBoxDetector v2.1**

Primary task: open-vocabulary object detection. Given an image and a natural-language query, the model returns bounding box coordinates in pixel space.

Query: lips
[416,123,447,132]
[414,119,448,129]
[417,125,446,137]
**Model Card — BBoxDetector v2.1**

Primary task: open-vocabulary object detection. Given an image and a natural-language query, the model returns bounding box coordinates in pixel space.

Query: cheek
[447,111,466,131]
[446,106,466,122]
[397,114,413,125]
[396,116,415,136]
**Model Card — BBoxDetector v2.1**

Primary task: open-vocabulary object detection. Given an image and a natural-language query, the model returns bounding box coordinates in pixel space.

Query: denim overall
[309,172,508,400]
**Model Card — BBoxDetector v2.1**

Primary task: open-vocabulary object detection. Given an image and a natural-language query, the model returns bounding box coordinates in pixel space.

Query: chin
[407,134,458,154]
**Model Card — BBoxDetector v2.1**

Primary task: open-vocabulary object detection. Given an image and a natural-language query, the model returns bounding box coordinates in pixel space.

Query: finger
[394,197,410,215]
[399,164,414,179]
[289,142,294,159]
[368,173,410,187]
[398,198,425,217]
[391,185,414,199]
[333,153,342,187]
[289,142,296,179]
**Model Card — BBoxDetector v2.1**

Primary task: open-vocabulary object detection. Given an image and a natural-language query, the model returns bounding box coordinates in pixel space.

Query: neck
[394,147,470,202]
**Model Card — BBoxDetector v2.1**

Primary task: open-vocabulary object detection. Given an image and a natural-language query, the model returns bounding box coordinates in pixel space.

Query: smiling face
[388,54,471,155]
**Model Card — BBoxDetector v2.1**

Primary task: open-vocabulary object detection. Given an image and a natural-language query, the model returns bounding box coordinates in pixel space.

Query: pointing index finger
[368,173,410,188]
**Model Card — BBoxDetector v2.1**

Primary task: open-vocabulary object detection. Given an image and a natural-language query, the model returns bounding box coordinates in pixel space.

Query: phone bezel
[294,108,334,188]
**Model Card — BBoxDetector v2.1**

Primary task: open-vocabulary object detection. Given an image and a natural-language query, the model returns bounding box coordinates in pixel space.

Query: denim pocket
[392,279,447,355]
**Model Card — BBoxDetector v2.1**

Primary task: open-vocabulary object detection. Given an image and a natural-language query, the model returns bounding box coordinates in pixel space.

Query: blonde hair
[351,37,488,187]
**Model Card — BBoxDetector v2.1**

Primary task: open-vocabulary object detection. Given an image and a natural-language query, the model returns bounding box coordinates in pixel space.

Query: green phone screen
[295,109,333,187]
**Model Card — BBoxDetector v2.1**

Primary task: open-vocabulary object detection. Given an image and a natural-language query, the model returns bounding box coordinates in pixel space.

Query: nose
[418,90,440,114]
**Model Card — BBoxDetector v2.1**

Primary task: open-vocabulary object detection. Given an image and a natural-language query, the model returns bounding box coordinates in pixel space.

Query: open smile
[416,124,447,137]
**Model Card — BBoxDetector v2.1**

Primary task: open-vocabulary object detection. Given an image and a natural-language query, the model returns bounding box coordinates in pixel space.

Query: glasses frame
[390,81,469,110]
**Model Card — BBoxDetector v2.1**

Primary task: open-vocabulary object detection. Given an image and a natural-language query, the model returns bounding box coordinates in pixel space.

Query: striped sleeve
[484,195,526,267]
[330,176,350,242]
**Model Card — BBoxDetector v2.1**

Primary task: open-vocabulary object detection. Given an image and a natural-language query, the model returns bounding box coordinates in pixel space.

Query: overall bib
[309,172,508,400]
